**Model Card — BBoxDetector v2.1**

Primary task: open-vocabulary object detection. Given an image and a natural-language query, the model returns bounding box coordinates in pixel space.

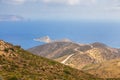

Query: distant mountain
[0,40,100,80]
[28,42,79,59]
[0,15,24,21]
[28,41,120,78]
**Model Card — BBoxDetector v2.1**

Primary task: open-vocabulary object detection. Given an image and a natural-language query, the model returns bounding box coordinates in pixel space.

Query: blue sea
[0,20,120,49]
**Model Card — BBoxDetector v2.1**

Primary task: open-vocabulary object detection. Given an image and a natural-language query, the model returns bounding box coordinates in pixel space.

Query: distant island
[0,15,25,21]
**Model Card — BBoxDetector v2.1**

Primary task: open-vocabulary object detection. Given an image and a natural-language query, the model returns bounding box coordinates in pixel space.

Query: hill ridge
[0,40,100,80]
[28,41,120,78]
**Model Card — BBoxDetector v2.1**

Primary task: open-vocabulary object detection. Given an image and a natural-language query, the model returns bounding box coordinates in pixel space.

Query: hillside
[28,42,120,70]
[0,40,100,80]
[83,58,120,78]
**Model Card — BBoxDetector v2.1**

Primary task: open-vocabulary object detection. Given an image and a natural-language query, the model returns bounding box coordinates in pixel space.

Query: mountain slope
[83,58,120,78]
[28,42,79,59]
[0,40,100,80]
[28,42,120,70]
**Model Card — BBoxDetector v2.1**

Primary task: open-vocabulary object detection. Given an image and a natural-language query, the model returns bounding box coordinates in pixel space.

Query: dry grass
[83,58,120,78]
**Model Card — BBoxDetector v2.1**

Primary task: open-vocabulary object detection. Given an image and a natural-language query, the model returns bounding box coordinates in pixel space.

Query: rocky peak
[0,40,12,50]
[91,42,107,48]
[0,40,16,57]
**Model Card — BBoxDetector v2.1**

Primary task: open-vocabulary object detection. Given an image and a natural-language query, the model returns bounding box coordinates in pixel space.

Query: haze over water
[0,20,120,49]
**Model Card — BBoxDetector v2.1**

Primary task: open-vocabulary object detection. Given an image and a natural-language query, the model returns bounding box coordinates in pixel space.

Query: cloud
[1,0,120,9]
[43,0,120,7]
[67,0,80,6]
[1,0,96,6]
[34,36,72,43]
[1,0,26,5]
[43,0,95,6]
[100,0,120,11]
[43,0,65,3]
[43,0,81,6]
[34,36,52,43]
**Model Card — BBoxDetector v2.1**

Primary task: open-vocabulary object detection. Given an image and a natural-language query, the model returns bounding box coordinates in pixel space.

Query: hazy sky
[1,0,120,20]
[1,0,120,49]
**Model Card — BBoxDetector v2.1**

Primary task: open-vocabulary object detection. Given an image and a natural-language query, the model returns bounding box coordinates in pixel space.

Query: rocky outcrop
[0,40,17,57]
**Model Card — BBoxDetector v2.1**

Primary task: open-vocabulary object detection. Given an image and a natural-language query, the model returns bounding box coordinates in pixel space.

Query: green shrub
[0,76,3,80]
[8,76,18,80]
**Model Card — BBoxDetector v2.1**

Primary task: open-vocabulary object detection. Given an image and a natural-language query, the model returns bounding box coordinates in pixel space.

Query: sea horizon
[0,20,120,49]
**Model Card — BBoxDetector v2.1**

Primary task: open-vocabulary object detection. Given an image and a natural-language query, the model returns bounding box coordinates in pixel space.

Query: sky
[0,0,120,20]
[0,21,120,49]
[1,0,120,49]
